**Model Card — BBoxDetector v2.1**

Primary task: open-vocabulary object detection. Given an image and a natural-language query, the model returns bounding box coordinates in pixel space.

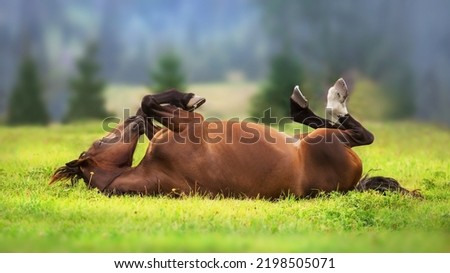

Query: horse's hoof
[326,78,349,123]
[186,95,206,111]
[291,85,309,108]
[333,78,349,103]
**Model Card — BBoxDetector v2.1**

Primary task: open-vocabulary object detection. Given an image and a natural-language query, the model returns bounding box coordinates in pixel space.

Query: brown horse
[51,79,418,199]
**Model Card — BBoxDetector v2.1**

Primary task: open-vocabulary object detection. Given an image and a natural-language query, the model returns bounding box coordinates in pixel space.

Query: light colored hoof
[291,85,309,108]
[333,78,349,103]
[186,95,206,111]
[326,78,349,122]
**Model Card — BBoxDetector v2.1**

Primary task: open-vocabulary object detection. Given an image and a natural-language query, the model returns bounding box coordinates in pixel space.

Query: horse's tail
[355,175,423,198]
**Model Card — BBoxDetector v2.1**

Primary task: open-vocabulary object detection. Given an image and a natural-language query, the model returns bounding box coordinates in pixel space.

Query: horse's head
[50,116,144,191]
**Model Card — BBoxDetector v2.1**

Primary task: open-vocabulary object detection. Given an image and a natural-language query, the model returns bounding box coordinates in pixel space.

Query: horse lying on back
[51,79,420,199]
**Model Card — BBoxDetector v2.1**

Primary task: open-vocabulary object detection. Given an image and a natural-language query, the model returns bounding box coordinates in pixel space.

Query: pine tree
[64,43,109,122]
[250,51,303,123]
[151,50,186,93]
[7,54,49,125]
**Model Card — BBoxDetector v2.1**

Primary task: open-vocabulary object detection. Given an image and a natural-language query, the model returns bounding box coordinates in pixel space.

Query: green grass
[0,120,449,252]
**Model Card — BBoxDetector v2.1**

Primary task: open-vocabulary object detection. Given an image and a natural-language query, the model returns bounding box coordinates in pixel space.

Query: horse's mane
[49,164,84,185]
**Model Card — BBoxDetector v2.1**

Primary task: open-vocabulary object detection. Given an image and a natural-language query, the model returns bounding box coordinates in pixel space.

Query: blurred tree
[64,43,109,122]
[250,50,303,122]
[257,0,416,120]
[7,54,49,125]
[348,76,391,121]
[151,50,186,93]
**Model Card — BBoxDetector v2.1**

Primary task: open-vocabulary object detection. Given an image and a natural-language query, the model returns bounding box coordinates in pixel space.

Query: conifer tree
[7,54,49,125]
[151,50,186,93]
[65,43,109,122]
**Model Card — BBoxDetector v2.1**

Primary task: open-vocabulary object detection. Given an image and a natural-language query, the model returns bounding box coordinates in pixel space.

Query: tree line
[6,44,186,125]
[5,41,306,126]
[4,0,450,125]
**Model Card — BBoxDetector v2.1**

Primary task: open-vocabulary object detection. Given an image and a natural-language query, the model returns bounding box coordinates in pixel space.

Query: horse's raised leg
[140,90,205,134]
[143,88,205,112]
[290,85,342,129]
[325,78,374,147]
[291,79,374,147]
[136,89,206,139]
[135,107,162,140]
[335,114,374,147]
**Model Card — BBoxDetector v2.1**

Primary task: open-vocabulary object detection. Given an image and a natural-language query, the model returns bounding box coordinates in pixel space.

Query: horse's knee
[365,130,375,145]
[354,128,374,146]
[338,114,374,146]
[141,95,157,114]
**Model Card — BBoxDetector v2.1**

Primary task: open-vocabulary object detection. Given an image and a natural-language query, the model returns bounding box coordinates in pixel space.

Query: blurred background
[1,0,449,125]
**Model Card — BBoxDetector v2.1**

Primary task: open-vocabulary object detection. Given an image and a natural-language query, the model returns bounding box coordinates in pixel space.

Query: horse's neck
[104,164,160,195]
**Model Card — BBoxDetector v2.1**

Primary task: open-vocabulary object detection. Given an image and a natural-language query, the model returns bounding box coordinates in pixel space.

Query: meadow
[0,83,449,252]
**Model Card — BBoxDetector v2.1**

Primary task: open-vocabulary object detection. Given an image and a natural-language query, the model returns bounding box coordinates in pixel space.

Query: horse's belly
[181,143,300,198]
[151,123,302,198]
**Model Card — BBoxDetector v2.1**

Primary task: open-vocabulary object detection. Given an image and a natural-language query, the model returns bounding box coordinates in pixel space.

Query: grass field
[0,83,449,252]
[0,119,449,253]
